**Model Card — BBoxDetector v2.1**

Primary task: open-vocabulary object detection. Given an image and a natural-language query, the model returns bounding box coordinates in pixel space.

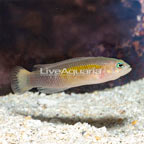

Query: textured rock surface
[0,78,144,143]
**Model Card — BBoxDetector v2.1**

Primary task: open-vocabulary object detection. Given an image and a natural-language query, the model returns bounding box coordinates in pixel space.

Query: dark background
[0,0,143,95]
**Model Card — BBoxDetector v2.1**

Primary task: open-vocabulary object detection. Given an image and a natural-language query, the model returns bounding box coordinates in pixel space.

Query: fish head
[102,59,132,81]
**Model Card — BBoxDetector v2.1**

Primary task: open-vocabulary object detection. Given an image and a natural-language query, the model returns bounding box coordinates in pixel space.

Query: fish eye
[116,62,124,68]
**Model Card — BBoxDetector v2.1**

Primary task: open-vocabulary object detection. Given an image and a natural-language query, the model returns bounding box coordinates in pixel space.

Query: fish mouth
[119,65,132,76]
[125,66,132,74]
[118,66,132,79]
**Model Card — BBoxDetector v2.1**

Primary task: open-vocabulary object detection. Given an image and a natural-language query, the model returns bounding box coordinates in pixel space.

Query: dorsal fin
[33,64,52,70]
[33,57,94,70]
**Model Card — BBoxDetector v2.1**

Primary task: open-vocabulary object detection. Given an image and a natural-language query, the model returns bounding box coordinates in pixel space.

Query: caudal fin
[11,66,33,94]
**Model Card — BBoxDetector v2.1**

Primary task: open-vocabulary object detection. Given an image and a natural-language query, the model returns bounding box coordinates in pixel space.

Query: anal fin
[37,87,69,94]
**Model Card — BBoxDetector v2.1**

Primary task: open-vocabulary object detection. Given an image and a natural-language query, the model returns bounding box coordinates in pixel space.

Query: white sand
[0,78,144,144]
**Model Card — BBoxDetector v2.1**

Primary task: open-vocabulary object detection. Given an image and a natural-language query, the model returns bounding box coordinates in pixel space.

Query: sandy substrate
[0,78,144,144]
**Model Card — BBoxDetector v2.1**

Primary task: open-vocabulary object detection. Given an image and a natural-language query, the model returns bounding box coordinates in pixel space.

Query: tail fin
[11,66,33,94]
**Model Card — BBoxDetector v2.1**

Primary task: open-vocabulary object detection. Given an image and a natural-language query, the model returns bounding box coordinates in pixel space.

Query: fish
[11,57,132,94]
